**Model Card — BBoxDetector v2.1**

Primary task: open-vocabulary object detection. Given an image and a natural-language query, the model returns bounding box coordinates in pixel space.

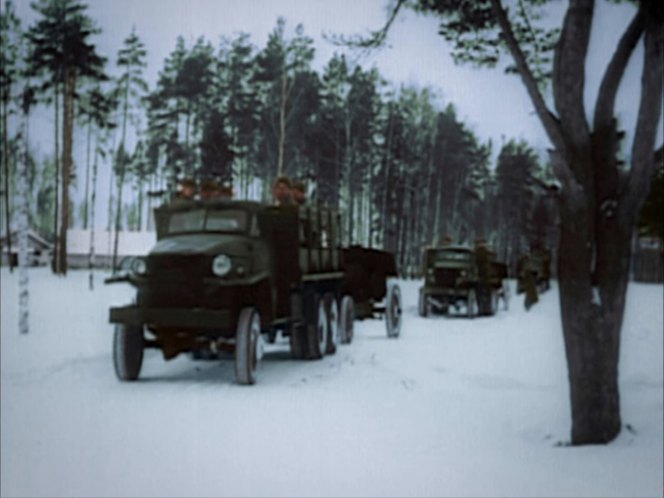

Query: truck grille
[147,254,212,280]
[434,268,460,287]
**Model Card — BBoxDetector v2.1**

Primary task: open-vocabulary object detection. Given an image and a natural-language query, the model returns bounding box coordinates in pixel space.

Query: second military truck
[418,245,509,318]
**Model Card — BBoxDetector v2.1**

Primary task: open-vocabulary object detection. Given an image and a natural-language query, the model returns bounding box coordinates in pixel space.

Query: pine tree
[0,0,21,272]
[111,27,147,272]
[27,0,106,275]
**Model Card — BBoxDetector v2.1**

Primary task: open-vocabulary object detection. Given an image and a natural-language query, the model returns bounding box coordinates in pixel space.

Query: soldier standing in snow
[522,255,539,310]
[474,238,492,312]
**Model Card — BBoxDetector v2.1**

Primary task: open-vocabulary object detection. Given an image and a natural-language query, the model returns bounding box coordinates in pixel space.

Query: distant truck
[108,200,354,385]
[341,245,402,338]
[516,249,552,294]
[418,245,509,318]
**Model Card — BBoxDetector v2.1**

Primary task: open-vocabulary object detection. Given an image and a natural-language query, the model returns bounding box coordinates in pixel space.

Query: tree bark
[277,73,288,176]
[488,0,662,445]
[58,68,76,275]
[89,129,100,290]
[556,163,623,444]
[2,86,13,272]
[52,82,60,273]
[17,118,29,334]
[83,114,92,230]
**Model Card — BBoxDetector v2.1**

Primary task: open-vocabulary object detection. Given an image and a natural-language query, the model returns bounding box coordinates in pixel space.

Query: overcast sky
[12,0,660,166]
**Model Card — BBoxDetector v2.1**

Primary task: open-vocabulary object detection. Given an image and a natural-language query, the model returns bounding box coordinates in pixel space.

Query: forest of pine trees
[1,0,565,275]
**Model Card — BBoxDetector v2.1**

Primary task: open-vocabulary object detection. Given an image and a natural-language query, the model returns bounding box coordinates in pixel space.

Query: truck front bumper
[110,305,231,330]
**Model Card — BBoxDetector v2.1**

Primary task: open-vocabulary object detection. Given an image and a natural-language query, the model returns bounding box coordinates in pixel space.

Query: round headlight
[212,254,232,277]
[131,257,147,275]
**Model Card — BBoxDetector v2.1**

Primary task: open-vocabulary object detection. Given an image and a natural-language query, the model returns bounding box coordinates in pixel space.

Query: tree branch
[593,6,644,133]
[326,0,407,51]
[553,0,594,150]
[489,0,564,149]
[625,14,664,215]
[488,0,572,185]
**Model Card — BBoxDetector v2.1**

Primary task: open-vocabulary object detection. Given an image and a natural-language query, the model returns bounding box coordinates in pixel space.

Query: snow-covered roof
[66,229,156,256]
[0,229,53,251]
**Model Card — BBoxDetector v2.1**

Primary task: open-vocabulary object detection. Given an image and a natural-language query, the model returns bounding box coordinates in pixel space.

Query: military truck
[108,199,354,385]
[418,245,509,318]
[516,249,552,294]
[341,245,402,338]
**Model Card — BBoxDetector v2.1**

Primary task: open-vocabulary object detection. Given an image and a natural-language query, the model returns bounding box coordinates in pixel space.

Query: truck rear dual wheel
[418,289,428,317]
[339,295,354,344]
[113,324,144,381]
[304,294,328,360]
[325,293,339,355]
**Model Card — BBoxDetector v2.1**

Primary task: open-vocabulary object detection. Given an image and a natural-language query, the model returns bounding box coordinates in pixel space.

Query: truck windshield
[167,208,249,234]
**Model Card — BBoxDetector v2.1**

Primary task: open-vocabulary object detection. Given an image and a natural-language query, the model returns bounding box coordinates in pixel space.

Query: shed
[0,229,53,267]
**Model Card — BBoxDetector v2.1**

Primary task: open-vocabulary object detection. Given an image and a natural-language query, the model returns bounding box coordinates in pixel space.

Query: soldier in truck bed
[171,178,197,205]
[272,176,294,206]
[292,180,307,205]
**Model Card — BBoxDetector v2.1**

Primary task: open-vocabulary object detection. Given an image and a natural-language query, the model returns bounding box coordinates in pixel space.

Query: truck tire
[235,307,263,385]
[305,295,328,359]
[339,295,354,344]
[289,324,307,359]
[325,293,339,355]
[289,294,306,359]
[113,324,144,381]
[418,288,428,317]
[466,289,479,319]
[385,282,402,338]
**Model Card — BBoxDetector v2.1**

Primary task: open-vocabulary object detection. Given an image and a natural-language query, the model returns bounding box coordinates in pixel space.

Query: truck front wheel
[466,289,479,319]
[113,324,144,381]
[235,307,263,385]
[385,283,402,338]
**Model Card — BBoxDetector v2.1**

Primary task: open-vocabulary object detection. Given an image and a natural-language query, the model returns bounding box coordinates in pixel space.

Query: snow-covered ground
[1,268,662,498]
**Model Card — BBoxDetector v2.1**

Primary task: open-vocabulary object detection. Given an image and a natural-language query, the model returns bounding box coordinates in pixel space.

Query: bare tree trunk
[112,72,131,272]
[432,171,444,244]
[58,68,76,275]
[106,149,114,269]
[52,83,60,273]
[17,118,29,334]
[112,165,125,271]
[146,173,154,232]
[88,130,100,290]
[556,183,626,444]
[137,177,144,231]
[2,89,13,272]
[83,115,92,229]
[277,74,288,177]
[381,114,394,249]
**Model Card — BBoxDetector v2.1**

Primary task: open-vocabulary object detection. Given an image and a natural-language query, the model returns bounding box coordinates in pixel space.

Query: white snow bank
[1,269,662,497]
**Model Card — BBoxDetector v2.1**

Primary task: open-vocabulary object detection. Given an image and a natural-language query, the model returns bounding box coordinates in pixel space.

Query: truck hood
[149,234,254,257]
